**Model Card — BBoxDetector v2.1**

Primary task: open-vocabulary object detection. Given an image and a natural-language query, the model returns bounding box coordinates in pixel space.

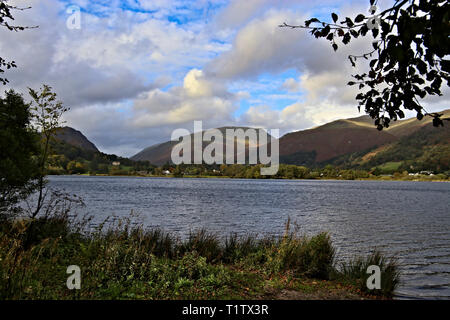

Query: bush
[335,250,400,297]
[267,232,334,279]
[178,229,222,263]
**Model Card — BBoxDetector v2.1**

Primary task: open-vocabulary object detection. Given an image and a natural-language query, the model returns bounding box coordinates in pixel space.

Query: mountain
[336,112,450,172]
[47,127,141,175]
[280,109,450,168]
[278,116,397,165]
[132,110,450,170]
[131,126,272,165]
[131,140,174,166]
[53,127,99,153]
[385,109,450,138]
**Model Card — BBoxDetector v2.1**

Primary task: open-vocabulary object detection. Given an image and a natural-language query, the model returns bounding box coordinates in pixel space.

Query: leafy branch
[280,0,449,129]
[0,0,38,85]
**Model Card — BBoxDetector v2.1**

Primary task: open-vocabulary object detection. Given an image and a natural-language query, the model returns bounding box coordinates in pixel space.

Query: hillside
[321,110,450,173]
[53,127,99,153]
[47,127,147,175]
[385,109,450,137]
[131,127,272,165]
[332,121,450,173]
[131,141,174,166]
[131,110,450,171]
[279,117,397,164]
[279,110,450,167]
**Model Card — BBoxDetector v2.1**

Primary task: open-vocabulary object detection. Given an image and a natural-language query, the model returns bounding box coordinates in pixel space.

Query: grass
[376,161,403,173]
[333,251,400,297]
[0,212,400,300]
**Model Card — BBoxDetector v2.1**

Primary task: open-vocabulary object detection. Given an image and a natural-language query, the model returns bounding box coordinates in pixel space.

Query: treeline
[46,139,154,175]
[50,158,449,181]
[45,140,450,180]
[168,164,448,180]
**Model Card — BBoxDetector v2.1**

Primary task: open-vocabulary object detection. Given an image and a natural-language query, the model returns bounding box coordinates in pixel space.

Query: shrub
[267,232,334,279]
[0,214,399,299]
[335,250,400,297]
[178,229,222,263]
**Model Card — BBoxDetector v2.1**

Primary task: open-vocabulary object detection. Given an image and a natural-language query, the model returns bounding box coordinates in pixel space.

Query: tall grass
[334,251,400,297]
[0,211,400,299]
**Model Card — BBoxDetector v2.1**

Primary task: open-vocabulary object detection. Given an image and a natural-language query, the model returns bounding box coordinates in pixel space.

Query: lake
[48,175,450,300]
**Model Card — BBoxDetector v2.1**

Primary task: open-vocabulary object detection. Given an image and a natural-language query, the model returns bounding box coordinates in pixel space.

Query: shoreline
[0,216,398,300]
[49,173,450,183]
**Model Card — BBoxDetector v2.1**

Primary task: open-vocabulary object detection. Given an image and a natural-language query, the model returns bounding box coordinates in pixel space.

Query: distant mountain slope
[279,109,450,166]
[131,127,272,165]
[321,111,450,172]
[385,109,450,137]
[131,109,450,169]
[355,122,450,172]
[53,127,99,153]
[131,141,174,165]
[279,117,397,164]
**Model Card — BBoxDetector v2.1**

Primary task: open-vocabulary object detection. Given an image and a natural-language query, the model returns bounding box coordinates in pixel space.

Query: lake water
[48,175,450,300]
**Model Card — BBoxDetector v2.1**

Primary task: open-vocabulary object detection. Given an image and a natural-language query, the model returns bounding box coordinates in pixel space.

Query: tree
[0,90,39,214]
[28,85,69,217]
[0,1,36,85]
[173,165,183,177]
[89,157,99,173]
[281,0,449,129]
[67,161,87,174]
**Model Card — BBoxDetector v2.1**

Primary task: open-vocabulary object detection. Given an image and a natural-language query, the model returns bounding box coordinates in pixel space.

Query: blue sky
[1,0,448,156]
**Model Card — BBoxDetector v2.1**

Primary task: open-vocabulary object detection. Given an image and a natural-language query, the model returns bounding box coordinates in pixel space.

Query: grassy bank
[0,214,399,300]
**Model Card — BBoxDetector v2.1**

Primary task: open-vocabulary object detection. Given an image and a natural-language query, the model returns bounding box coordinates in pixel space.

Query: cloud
[206,10,352,80]
[131,68,238,129]
[0,0,153,108]
[0,0,235,155]
[215,0,270,29]
[183,69,214,97]
[282,78,301,92]
[208,7,372,134]
[1,0,448,157]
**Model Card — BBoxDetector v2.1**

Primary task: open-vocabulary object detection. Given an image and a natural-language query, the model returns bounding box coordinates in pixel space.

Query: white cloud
[183,69,213,97]
[131,68,238,132]
[1,0,448,157]
[282,78,301,92]
[215,0,270,29]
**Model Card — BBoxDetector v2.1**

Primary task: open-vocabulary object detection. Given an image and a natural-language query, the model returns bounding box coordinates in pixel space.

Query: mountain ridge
[53,126,99,153]
[131,109,450,167]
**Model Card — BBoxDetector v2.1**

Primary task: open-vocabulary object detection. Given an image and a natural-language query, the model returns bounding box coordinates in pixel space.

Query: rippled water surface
[48,175,450,299]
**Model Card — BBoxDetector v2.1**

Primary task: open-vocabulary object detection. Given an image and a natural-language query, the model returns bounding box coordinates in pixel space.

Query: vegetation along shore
[0,213,399,300]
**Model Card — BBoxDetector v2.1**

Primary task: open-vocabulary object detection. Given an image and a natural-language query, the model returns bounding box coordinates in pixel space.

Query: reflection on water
[48,175,450,299]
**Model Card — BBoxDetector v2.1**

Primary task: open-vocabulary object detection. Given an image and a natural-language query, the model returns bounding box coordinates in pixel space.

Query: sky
[1,0,448,156]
